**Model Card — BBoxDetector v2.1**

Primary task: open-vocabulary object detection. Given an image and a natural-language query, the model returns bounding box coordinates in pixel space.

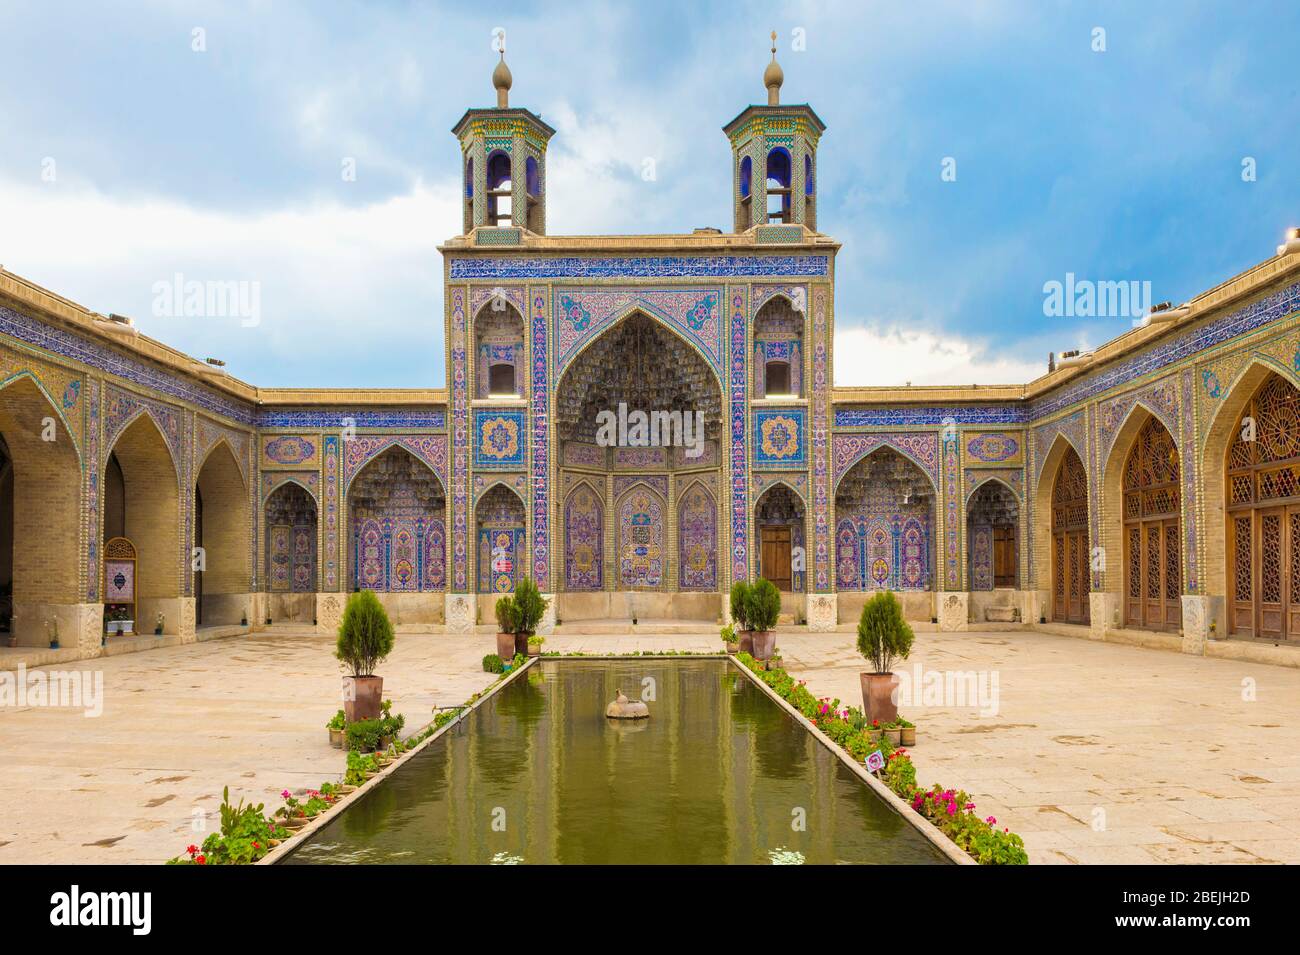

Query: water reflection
[285,660,947,865]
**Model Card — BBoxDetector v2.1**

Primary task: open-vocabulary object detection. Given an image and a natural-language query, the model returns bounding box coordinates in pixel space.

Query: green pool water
[283,659,949,865]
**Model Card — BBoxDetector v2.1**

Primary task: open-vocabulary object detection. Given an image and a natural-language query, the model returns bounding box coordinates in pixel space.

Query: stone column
[445,593,477,634]
[1089,591,1117,640]
[806,592,836,632]
[1180,594,1224,656]
[937,592,969,632]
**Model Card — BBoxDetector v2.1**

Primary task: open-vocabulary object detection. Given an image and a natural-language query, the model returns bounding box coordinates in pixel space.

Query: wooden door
[992,526,1016,588]
[761,526,792,591]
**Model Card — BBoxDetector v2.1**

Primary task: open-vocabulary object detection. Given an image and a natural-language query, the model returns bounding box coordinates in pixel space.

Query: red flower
[195,855,206,865]
[186,844,198,855]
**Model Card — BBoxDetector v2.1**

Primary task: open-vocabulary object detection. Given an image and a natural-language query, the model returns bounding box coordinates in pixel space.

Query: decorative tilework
[196,417,252,483]
[472,408,526,469]
[0,304,255,425]
[753,284,807,314]
[964,468,1023,503]
[104,385,184,481]
[753,408,806,468]
[323,435,339,591]
[554,287,724,377]
[729,287,749,583]
[261,470,319,504]
[754,471,808,501]
[1030,410,1088,488]
[83,377,101,601]
[450,254,832,281]
[678,480,718,591]
[1029,280,1300,421]
[473,471,528,505]
[1180,367,1200,593]
[617,484,665,589]
[563,441,604,468]
[261,434,319,468]
[0,350,85,454]
[563,480,602,591]
[613,447,667,469]
[613,475,668,499]
[469,285,527,318]
[964,431,1023,466]
[530,289,551,587]
[832,432,940,489]
[343,435,449,491]
[811,287,830,591]
[835,406,1025,428]
[256,409,445,429]
[450,289,468,591]
[942,430,961,590]
[1096,376,1180,469]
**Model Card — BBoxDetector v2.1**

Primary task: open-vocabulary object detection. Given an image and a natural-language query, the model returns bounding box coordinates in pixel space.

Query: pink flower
[986,816,997,825]
[281,790,291,799]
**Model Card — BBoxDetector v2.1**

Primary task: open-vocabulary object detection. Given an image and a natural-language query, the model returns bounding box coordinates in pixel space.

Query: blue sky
[1,0,1297,388]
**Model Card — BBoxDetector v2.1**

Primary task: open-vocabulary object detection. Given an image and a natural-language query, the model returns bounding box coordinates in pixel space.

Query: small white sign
[865,750,885,773]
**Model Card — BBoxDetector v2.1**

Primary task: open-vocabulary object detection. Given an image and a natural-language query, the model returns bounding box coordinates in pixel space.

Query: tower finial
[492,48,512,109]
[764,30,783,106]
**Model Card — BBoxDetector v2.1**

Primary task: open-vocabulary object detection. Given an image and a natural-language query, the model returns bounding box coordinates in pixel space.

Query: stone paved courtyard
[2,626,1298,864]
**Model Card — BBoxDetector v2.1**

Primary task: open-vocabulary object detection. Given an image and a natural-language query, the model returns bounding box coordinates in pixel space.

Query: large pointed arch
[678,478,719,592]
[104,409,182,630]
[1100,406,1182,631]
[615,479,667,591]
[0,374,84,645]
[194,438,252,626]
[555,303,726,396]
[349,444,447,595]
[753,478,805,593]
[475,480,526,594]
[1037,438,1091,625]
[1202,357,1300,623]
[563,478,604,592]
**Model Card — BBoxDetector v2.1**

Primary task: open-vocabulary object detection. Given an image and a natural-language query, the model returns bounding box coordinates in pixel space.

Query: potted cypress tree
[494,596,518,659]
[512,577,549,657]
[335,589,395,723]
[856,591,914,725]
[748,577,781,661]
[730,581,753,654]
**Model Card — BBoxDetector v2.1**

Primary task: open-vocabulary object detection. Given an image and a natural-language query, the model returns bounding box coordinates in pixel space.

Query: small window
[488,363,516,396]
[765,361,791,396]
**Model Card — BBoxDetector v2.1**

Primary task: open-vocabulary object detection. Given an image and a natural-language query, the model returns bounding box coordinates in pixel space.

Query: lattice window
[1127,526,1141,599]
[1164,525,1180,601]
[1123,417,1180,520]
[1234,516,1252,601]
[1051,448,1089,532]
[1262,513,1282,604]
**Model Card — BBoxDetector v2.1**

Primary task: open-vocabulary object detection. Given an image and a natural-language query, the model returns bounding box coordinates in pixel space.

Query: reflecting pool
[284,659,948,864]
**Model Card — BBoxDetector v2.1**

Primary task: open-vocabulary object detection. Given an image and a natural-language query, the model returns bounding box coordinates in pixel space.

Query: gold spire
[492,49,512,108]
[763,30,783,106]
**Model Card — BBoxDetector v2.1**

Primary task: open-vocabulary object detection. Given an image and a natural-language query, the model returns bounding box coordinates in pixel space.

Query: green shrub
[513,577,549,635]
[345,718,383,752]
[494,596,518,634]
[856,591,914,674]
[729,580,751,630]
[748,578,781,632]
[326,709,345,731]
[335,590,395,677]
[482,653,504,673]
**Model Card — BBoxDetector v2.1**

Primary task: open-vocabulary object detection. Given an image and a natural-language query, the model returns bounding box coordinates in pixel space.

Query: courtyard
[1,627,1297,865]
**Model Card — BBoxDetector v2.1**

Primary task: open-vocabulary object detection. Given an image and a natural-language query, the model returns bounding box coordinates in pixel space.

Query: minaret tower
[451,47,556,237]
[722,32,826,233]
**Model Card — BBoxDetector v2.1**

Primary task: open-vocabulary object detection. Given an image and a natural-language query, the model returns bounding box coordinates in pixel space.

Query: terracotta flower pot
[899,725,916,747]
[342,675,383,723]
[725,641,739,654]
[496,632,516,659]
[328,728,344,749]
[738,631,754,655]
[884,726,902,747]
[751,630,776,661]
[860,672,900,726]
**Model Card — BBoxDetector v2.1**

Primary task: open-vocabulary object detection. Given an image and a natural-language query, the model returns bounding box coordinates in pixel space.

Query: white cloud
[0,175,455,384]
[833,324,1044,388]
